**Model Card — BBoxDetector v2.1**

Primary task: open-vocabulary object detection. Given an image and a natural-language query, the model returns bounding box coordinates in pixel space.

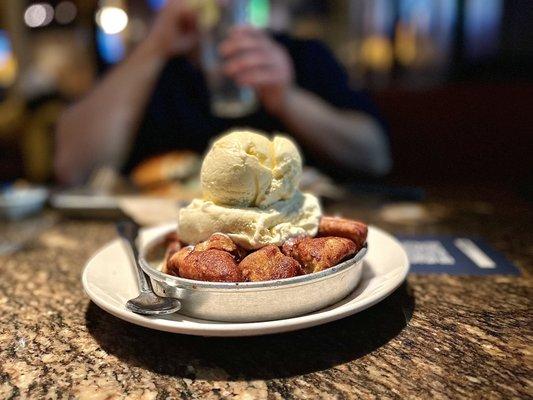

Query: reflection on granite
[0,189,531,398]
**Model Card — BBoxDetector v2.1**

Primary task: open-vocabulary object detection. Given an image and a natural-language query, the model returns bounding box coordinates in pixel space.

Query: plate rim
[82,224,409,337]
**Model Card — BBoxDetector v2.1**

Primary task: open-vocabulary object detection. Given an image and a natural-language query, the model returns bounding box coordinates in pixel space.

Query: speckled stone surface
[1,187,531,399]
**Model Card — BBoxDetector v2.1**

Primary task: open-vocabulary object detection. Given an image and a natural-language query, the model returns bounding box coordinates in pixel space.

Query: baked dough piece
[282,236,357,273]
[177,249,243,282]
[239,245,303,282]
[167,246,193,276]
[193,233,247,261]
[165,217,366,281]
[318,216,368,248]
[166,234,246,281]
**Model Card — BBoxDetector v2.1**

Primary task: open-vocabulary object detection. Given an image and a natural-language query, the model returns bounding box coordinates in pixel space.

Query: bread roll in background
[131,151,201,189]
[130,151,202,200]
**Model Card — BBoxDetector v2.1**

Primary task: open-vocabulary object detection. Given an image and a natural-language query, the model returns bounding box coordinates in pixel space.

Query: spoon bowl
[126,293,181,315]
[117,220,182,316]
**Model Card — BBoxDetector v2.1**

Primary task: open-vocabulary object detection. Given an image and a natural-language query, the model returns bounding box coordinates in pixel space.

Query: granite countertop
[0,187,531,399]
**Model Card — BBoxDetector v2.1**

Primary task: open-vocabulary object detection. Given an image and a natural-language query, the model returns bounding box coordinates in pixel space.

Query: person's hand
[145,0,200,59]
[220,26,295,116]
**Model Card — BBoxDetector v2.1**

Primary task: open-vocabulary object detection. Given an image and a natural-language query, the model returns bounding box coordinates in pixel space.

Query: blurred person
[55,0,391,185]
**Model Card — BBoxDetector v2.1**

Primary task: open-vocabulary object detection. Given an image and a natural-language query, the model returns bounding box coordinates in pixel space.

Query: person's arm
[54,0,199,185]
[54,42,164,184]
[221,26,391,177]
[274,87,391,177]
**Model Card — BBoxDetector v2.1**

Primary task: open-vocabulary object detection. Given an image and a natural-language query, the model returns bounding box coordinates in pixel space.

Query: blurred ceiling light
[24,3,54,28]
[148,0,167,11]
[96,6,129,35]
[0,31,11,66]
[0,30,17,87]
[395,23,417,66]
[360,35,393,72]
[97,28,126,64]
[250,0,270,28]
[55,1,77,25]
[465,0,502,59]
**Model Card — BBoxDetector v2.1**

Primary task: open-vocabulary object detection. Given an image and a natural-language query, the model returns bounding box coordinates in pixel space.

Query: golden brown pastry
[164,220,365,281]
[167,246,193,276]
[166,234,247,281]
[178,249,243,282]
[318,216,368,249]
[281,236,357,273]
[239,245,303,282]
[193,233,247,260]
[163,241,182,274]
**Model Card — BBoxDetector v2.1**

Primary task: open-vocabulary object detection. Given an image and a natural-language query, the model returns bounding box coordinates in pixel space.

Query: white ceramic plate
[82,224,409,337]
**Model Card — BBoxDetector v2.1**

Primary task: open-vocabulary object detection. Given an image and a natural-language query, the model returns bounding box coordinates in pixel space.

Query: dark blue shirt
[125,34,384,176]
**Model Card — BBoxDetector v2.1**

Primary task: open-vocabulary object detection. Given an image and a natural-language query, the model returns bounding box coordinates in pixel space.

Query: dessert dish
[159,129,368,283]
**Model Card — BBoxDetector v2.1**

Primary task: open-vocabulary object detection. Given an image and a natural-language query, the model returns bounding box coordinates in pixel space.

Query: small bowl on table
[0,186,48,220]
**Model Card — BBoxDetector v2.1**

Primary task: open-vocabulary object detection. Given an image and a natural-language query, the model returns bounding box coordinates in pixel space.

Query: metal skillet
[139,227,367,323]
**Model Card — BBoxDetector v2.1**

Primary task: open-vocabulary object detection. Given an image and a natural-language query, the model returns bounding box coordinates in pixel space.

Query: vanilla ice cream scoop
[201,130,302,208]
[179,129,321,249]
[179,192,321,249]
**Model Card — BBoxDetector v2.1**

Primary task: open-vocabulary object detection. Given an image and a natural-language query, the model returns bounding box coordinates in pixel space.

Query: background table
[0,186,531,399]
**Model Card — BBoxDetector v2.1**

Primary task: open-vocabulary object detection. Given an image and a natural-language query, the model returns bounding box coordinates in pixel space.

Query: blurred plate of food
[51,151,202,221]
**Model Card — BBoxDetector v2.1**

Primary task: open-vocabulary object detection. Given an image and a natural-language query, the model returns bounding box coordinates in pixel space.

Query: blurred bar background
[1,0,532,191]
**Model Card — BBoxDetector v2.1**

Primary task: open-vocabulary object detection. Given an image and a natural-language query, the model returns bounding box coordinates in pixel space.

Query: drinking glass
[200,0,257,118]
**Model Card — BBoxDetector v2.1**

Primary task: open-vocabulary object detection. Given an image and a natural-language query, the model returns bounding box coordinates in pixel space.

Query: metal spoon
[116,220,181,315]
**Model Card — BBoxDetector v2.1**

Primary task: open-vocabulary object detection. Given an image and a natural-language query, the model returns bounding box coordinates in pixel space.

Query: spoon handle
[116,220,152,294]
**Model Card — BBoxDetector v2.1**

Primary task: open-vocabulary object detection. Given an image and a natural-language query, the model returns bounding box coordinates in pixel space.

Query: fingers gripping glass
[200,0,258,118]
